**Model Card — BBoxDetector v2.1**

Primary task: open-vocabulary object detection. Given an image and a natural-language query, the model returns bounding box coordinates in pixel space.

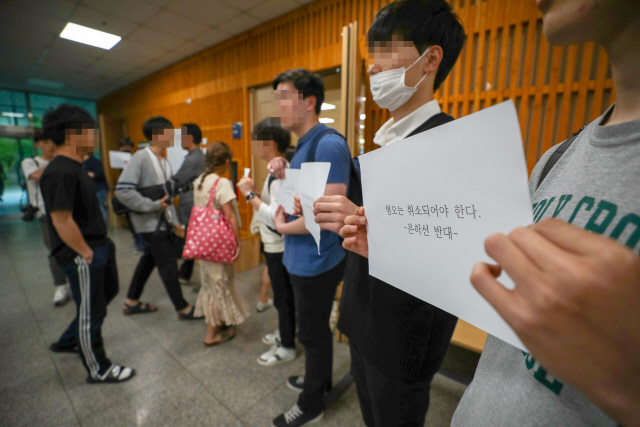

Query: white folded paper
[166,146,188,173]
[299,162,331,254]
[108,150,131,169]
[244,168,251,177]
[359,101,533,350]
[278,169,301,215]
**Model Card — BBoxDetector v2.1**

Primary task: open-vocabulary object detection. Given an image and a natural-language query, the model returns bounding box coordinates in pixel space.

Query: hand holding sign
[359,101,532,350]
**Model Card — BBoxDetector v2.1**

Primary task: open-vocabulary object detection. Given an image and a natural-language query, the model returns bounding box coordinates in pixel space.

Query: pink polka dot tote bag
[182,178,237,264]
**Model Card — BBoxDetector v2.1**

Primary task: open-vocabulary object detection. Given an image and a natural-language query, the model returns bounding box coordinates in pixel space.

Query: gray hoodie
[115,147,178,233]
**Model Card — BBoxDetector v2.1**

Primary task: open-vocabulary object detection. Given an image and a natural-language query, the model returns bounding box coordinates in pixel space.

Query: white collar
[373,100,441,147]
[145,147,171,184]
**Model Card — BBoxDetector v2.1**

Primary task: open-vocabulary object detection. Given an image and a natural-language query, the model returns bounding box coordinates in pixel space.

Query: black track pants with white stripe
[56,238,119,379]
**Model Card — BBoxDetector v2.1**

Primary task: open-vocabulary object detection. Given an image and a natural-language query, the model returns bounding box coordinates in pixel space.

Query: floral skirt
[194,261,249,327]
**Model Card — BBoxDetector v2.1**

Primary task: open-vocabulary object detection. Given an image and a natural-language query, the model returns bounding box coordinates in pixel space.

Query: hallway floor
[0,216,467,427]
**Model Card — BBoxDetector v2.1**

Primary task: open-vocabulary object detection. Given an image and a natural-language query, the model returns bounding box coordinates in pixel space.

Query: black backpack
[302,127,362,206]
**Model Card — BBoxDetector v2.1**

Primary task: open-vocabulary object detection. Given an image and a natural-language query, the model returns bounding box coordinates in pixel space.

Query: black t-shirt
[41,156,108,263]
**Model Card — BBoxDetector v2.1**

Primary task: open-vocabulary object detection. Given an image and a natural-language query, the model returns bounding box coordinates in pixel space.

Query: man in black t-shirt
[41,104,135,384]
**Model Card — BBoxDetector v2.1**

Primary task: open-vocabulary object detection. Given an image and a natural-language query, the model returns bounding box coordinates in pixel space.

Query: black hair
[33,131,48,143]
[142,116,173,141]
[368,0,465,91]
[42,104,96,147]
[181,123,202,144]
[272,68,325,115]
[252,117,291,154]
[119,137,134,148]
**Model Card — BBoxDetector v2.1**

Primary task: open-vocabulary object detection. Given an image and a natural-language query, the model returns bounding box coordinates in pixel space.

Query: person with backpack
[236,117,297,367]
[302,2,466,425]
[267,69,351,427]
[21,132,70,306]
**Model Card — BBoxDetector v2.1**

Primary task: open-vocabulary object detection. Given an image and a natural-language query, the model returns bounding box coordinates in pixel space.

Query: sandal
[177,306,204,321]
[205,326,236,347]
[87,364,136,384]
[123,302,158,315]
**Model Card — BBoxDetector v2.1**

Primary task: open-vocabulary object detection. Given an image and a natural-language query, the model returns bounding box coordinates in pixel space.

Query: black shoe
[177,306,204,320]
[49,342,79,354]
[286,375,304,392]
[272,404,323,427]
[86,364,136,384]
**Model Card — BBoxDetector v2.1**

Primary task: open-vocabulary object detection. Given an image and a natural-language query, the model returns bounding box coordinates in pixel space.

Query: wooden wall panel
[98,0,614,236]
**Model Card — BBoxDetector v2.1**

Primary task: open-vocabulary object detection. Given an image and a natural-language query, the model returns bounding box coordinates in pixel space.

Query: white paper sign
[278,169,301,215]
[299,162,331,254]
[166,146,188,173]
[244,168,251,177]
[108,151,131,169]
[360,101,533,351]
[173,128,182,148]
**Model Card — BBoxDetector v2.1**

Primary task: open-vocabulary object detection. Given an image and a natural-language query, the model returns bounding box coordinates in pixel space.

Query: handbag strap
[207,177,221,209]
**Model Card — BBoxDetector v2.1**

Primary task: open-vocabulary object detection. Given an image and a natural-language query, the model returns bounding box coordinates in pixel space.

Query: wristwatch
[246,191,256,201]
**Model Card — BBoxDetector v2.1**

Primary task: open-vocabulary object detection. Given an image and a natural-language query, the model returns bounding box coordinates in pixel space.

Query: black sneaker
[49,342,79,354]
[272,403,323,427]
[286,375,304,392]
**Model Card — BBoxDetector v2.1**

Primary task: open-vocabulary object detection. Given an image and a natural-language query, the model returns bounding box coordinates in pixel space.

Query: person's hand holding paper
[278,169,301,215]
[359,101,532,350]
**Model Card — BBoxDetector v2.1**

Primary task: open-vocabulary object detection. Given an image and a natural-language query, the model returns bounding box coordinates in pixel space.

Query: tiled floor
[0,216,467,427]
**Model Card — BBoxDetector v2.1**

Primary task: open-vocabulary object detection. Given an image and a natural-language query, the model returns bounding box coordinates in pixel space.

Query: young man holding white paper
[343,0,640,425]
[308,2,466,426]
[268,69,351,427]
[236,117,298,367]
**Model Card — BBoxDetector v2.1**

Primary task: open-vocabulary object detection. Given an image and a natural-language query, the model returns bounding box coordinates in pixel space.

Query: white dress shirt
[373,99,442,147]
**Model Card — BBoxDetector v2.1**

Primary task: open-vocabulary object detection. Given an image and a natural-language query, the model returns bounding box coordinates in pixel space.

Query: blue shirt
[283,124,351,277]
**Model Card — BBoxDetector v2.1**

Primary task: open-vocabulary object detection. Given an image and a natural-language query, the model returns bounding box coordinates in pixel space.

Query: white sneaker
[53,285,71,306]
[262,329,281,346]
[257,345,296,367]
[256,297,274,313]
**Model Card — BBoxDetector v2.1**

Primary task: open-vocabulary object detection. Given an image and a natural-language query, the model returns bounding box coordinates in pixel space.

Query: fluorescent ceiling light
[360,124,364,129]
[321,103,336,110]
[319,118,335,124]
[360,114,366,120]
[60,22,121,50]
[2,112,25,118]
[28,78,66,89]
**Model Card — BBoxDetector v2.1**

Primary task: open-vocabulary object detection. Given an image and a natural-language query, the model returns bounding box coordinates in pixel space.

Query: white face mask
[370,47,431,111]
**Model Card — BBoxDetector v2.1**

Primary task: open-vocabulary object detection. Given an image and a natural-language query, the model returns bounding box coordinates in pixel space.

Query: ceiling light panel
[60,22,121,50]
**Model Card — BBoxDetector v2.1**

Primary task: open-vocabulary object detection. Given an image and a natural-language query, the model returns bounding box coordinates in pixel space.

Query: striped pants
[56,238,119,379]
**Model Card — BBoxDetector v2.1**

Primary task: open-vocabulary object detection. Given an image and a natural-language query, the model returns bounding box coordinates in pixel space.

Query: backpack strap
[536,126,585,190]
[303,127,344,163]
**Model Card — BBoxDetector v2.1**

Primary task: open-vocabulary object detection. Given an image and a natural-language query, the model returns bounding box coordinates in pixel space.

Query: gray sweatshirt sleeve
[115,153,162,213]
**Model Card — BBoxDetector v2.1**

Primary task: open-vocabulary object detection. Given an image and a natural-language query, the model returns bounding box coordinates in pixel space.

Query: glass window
[0,90,30,127]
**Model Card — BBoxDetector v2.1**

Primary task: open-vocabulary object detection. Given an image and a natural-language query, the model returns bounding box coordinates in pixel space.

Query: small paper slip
[278,169,301,215]
[299,162,331,254]
[166,146,188,173]
[244,168,251,177]
[173,128,182,148]
[359,101,533,351]
[108,151,131,169]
